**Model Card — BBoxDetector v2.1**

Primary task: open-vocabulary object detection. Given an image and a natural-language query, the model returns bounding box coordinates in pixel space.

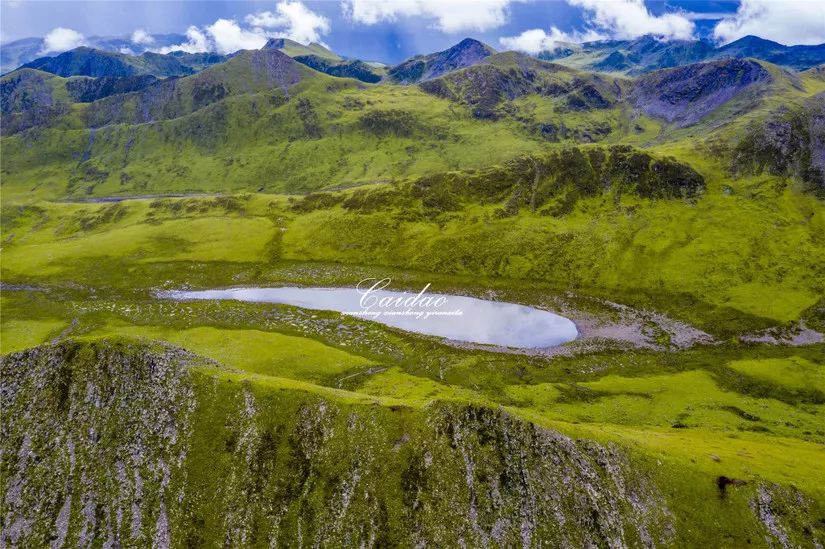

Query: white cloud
[152,1,329,55]
[154,21,267,55]
[131,29,155,45]
[344,0,513,33]
[499,0,695,53]
[713,0,825,46]
[154,25,211,54]
[39,27,86,55]
[206,19,268,54]
[119,47,136,55]
[569,0,694,40]
[246,0,331,44]
[499,27,604,54]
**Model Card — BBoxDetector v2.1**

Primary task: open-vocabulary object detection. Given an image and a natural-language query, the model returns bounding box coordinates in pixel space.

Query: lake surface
[163,286,578,348]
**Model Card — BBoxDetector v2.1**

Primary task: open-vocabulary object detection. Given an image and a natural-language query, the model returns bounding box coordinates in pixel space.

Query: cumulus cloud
[39,27,86,54]
[246,0,331,44]
[344,0,513,33]
[569,0,694,40]
[153,1,329,55]
[499,27,604,54]
[499,0,695,54]
[154,25,211,54]
[154,21,267,55]
[713,0,825,46]
[131,29,155,45]
[206,19,268,53]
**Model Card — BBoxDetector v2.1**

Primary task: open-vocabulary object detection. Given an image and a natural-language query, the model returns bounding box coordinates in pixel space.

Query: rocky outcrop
[630,59,772,127]
[0,69,56,114]
[407,145,705,216]
[65,74,160,102]
[731,93,825,196]
[419,52,614,120]
[0,340,671,547]
[0,340,197,547]
[389,38,495,84]
[2,340,824,547]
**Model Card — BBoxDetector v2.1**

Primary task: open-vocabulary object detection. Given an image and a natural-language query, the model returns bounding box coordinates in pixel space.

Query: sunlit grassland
[281,182,825,325]
[728,356,825,392]
[0,318,68,354]
[3,168,823,327]
[83,323,377,383]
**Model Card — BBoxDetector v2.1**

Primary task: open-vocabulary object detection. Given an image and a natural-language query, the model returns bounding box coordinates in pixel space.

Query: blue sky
[1,1,823,63]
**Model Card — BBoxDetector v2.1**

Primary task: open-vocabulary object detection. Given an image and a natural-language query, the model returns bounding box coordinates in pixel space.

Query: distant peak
[723,35,785,48]
[264,38,289,49]
[449,38,495,54]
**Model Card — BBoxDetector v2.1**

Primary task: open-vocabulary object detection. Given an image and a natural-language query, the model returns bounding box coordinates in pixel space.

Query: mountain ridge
[539,34,825,74]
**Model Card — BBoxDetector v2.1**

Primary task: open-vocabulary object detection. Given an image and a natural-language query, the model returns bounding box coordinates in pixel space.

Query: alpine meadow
[2,1,825,547]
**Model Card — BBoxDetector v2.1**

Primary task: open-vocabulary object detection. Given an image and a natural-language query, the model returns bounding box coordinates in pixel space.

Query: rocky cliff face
[630,59,773,127]
[731,93,825,196]
[1,340,668,547]
[2,340,823,547]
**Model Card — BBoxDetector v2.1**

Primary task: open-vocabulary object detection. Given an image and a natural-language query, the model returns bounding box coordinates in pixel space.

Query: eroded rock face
[0,340,822,548]
[0,340,196,547]
[630,59,772,127]
[750,484,825,549]
[731,93,825,196]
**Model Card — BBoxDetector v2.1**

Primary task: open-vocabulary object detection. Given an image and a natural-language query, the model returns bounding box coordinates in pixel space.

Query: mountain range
[2,29,825,547]
[540,34,825,74]
[4,32,825,78]
[2,35,822,197]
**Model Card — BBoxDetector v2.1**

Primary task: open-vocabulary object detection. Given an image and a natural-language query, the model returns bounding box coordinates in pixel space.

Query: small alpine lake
[161,285,579,348]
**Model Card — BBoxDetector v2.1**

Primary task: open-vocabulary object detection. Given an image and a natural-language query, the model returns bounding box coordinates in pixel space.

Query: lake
[162,285,578,348]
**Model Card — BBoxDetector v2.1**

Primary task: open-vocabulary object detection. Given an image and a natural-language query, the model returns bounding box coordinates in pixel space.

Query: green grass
[84,323,376,383]
[0,318,67,353]
[728,356,825,393]
[2,51,825,543]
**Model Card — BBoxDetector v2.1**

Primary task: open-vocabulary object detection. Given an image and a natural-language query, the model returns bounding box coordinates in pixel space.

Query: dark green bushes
[295,97,322,138]
[285,145,703,217]
[359,109,420,137]
[731,95,825,197]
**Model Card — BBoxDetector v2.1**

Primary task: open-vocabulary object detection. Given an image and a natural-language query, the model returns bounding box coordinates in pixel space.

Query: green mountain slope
[388,38,496,84]
[263,37,341,61]
[1,36,824,545]
[3,339,823,547]
[21,46,225,78]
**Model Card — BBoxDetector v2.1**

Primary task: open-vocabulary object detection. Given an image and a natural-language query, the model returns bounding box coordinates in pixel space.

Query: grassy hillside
[2,44,824,546]
[2,337,824,545]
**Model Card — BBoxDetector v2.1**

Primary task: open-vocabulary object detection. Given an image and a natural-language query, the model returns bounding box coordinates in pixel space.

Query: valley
[2,30,825,548]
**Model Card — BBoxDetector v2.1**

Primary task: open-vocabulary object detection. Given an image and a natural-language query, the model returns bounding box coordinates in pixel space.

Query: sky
[1,0,823,63]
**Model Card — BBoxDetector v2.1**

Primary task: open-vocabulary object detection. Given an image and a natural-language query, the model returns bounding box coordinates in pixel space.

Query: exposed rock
[0,340,672,547]
[630,59,772,127]
[731,93,825,196]
[389,38,496,84]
